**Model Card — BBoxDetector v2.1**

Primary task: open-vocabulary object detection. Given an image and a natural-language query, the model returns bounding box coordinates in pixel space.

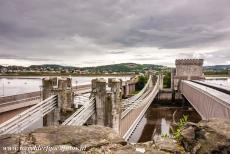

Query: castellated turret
[173,59,205,91]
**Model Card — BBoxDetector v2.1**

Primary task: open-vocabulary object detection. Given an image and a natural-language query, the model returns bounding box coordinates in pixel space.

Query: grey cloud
[0,0,230,65]
[107,51,126,54]
[0,53,59,61]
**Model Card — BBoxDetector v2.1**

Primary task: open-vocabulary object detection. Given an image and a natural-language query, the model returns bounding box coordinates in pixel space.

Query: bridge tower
[92,78,122,133]
[42,77,74,126]
[172,59,205,101]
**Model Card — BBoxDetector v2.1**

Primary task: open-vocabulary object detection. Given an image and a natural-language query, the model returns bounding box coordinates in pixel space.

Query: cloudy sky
[0,0,230,67]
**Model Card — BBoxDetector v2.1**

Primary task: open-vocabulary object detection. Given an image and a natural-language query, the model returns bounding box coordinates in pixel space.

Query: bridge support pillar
[42,77,74,126]
[108,79,122,133]
[123,83,129,98]
[88,79,98,124]
[94,78,107,126]
[93,78,122,133]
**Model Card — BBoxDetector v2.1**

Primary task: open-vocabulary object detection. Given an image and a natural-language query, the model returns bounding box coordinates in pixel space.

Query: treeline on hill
[83,63,164,73]
[204,65,230,76]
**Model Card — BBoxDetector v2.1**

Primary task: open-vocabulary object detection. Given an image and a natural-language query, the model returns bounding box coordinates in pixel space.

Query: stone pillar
[109,79,122,133]
[94,78,107,126]
[57,78,73,112]
[90,79,97,98]
[124,82,129,98]
[42,77,59,126]
[88,78,98,124]
[42,77,73,126]
[171,68,176,102]
[93,78,122,132]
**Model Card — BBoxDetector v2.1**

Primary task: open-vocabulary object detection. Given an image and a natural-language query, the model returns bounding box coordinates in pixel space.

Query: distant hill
[29,64,77,69]
[204,65,230,71]
[83,63,165,73]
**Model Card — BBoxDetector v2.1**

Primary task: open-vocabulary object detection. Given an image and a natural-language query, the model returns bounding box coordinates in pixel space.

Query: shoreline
[0,74,133,79]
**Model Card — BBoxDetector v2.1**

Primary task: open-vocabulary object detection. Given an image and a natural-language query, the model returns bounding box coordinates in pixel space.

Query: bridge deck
[185,81,230,104]
[181,81,230,120]
[192,80,230,94]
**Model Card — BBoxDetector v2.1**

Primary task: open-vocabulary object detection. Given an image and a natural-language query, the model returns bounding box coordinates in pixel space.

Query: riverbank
[0,74,133,79]
[205,74,230,77]
[0,72,134,77]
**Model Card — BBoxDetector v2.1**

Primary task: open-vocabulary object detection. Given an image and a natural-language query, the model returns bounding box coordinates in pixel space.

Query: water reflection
[128,106,201,143]
[205,77,230,88]
[161,118,170,136]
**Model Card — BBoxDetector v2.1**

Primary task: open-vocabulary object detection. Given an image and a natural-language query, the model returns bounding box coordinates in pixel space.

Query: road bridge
[180,80,230,120]
[172,59,230,120]
[0,74,161,142]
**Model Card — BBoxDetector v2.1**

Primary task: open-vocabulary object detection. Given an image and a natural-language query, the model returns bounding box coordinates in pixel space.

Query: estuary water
[204,77,230,88]
[128,104,201,143]
[0,76,131,96]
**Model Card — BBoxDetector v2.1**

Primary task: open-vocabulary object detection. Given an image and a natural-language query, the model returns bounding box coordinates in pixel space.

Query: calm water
[0,76,131,96]
[204,77,230,88]
[129,105,201,143]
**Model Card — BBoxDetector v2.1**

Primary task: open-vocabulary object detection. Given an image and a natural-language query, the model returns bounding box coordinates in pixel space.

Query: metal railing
[0,95,57,135]
[122,75,152,111]
[62,97,95,126]
[120,76,159,140]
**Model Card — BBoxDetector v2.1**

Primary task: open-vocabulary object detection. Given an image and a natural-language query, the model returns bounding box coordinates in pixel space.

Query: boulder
[0,125,126,154]
[0,125,184,154]
[181,118,230,154]
[1,118,229,154]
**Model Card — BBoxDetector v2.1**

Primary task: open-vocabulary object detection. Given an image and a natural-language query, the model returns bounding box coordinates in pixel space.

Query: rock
[0,125,126,154]
[0,125,185,154]
[181,118,230,154]
[2,118,229,154]
[154,138,185,154]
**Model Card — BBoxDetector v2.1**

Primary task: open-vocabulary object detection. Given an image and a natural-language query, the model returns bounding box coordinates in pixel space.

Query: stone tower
[173,59,205,91]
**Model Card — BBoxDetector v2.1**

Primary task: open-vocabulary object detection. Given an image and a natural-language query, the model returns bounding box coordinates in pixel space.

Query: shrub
[173,115,188,141]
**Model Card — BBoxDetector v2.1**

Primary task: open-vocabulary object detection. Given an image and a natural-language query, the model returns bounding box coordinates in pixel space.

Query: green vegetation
[163,71,171,88]
[84,63,164,73]
[173,115,188,141]
[204,65,230,76]
[135,75,148,91]
[0,63,166,76]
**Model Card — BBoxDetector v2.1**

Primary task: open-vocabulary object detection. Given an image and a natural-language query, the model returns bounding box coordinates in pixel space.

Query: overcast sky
[0,0,230,67]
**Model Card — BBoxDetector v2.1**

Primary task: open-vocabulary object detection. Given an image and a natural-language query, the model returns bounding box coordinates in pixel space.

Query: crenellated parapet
[176,59,203,66]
